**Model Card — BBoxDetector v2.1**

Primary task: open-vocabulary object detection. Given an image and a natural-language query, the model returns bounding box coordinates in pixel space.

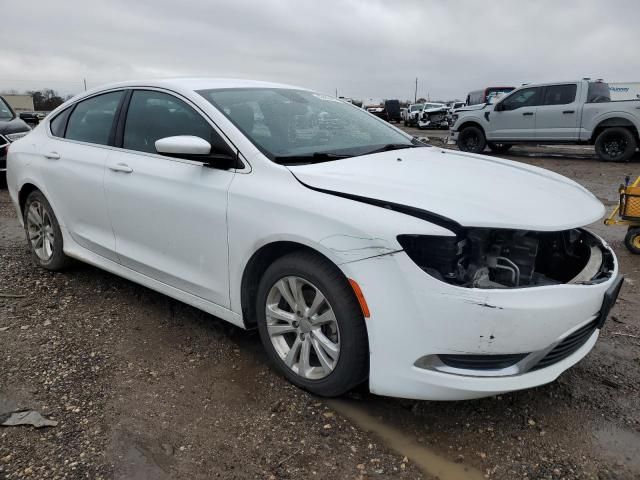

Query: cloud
[1,0,638,100]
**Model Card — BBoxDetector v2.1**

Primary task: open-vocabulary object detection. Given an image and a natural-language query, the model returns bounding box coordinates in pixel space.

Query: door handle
[108,163,133,173]
[522,112,534,116]
[44,152,60,160]
[562,110,575,114]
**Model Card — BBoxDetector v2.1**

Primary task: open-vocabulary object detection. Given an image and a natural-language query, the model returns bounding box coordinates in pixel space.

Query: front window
[0,98,14,120]
[499,87,541,111]
[199,88,418,162]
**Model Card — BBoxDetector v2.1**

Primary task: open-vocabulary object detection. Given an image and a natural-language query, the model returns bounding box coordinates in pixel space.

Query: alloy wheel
[265,276,340,380]
[26,201,55,261]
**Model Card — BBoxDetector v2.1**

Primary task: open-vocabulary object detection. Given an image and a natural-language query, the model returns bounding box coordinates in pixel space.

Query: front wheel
[625,227,640,254]
[457,126,486,154]
[488,142,512,154]
[595,127,637,162]
[256,251,369,397]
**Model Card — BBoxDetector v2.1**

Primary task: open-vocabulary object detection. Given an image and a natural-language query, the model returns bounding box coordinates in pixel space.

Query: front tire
[458,126,486,154]
[625,227,640,254]
[595,127,636,162]
[23,190,71,271]
[256,251,368,397]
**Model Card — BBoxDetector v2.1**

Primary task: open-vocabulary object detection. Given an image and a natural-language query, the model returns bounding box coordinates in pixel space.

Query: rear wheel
[595,127,636,162]
[256,251,368,397]
[458,126,486,154]
[488,142,512,154]
[23,190,71,270]
[625,227,640,254]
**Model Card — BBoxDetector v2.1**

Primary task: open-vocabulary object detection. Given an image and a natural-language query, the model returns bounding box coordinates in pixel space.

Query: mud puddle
[593,422,640,471]
[328,399,484,480]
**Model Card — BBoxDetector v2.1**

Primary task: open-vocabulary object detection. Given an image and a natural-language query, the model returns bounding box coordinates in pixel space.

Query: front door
[489,87,541,141]
[104,89,234,307]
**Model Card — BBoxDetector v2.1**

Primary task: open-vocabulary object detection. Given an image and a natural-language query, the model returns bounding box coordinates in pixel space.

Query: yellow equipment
[605,175,640,254]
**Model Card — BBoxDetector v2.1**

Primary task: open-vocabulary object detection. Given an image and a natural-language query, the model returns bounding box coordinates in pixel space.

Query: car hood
[288,147,605,232]
[0,117,31,135]
[455,104,489,113]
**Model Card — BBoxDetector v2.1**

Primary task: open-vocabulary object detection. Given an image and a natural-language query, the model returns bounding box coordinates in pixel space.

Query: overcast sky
[1,0,638,101]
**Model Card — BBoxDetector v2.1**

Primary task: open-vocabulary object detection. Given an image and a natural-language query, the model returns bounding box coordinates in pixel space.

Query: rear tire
[625,227,640,254]
[595,127,636,162]
[458,126,486,154]
[23,190,71,271]
[488,142,512,154]
[256,251,369,397]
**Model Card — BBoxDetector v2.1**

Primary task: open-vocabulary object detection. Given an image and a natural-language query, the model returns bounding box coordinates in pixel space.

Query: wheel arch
[18,182,42,217]
[590,117,640,143]
[240,241,351,328]
[457,120,485,135]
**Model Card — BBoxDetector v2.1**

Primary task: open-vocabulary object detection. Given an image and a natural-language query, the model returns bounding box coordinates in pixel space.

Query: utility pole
[83,78,87,91]
[335,88,338,97]
[414,77,417,103]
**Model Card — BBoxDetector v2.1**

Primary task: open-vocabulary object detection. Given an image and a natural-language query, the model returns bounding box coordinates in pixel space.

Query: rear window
[542,84,577,105]
[587,82,611,103]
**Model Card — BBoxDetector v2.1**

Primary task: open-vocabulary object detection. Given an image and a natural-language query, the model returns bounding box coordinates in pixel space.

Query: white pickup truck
[449,80,640,162]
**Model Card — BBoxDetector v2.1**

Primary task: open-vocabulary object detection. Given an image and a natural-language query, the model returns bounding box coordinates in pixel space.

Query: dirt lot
[1,134,639,479]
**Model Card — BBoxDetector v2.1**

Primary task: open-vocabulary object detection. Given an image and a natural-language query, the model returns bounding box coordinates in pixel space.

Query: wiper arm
[273,152,353,165]
[360,143,422,156]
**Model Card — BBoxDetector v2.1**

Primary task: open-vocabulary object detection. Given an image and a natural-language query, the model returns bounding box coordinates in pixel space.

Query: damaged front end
[398,228,614,289]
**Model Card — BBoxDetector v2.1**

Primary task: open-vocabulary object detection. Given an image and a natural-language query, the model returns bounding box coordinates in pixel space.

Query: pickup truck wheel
[488,142,512,154]
[458,126,486,154]
[595,127,636,162]
[625,227,640,254]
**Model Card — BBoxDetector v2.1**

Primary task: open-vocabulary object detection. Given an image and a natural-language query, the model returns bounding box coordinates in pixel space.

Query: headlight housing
[5,131,30,142]
[398,229,613,289]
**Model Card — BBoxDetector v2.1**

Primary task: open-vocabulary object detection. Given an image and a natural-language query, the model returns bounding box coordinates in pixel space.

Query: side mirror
[155,135,211,156]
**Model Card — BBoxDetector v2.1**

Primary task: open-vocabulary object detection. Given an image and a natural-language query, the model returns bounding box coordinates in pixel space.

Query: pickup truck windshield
[0,98,14,120]
[410,104,423,111]
[199,88,415,162]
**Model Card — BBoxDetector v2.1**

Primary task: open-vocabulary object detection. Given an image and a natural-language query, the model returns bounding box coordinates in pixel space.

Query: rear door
[39,90,125,262]
[489,87,541,140]
[104,89,235,307]
[534,83,580,140]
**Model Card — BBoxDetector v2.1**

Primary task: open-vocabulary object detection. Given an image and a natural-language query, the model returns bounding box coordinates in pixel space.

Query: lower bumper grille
[530,319,598,371]
[439,353,528,370]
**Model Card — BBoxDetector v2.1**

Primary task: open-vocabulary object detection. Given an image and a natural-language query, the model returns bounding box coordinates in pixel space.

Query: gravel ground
[0,136,639,479]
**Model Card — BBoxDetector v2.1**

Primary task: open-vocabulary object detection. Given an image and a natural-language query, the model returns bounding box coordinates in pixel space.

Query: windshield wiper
[359,143,423,156]
[273,152,353,165]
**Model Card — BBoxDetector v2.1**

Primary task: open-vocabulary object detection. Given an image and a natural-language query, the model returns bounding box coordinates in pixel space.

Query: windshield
[410,104,423,111]
[0,98,14,120]
[199,88,417,162]
[423,104,444,110]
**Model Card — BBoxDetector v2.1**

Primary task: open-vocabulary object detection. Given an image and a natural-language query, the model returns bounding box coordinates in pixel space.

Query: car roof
[80,77,306,97]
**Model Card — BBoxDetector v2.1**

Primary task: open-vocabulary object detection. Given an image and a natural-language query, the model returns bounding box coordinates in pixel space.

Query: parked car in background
[417,103,449,129]
[466,86,515,106]
[7,78,621,401]
[1,95,32,178]
[450,80,640,161]
[404,103,424,126]
[384,99,402,122]
[19,112,41,128]
[364,98,386,119]
[400,107,408,122]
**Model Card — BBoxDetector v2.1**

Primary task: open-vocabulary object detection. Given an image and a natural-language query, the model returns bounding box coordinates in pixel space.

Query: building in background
[1,94,35,113]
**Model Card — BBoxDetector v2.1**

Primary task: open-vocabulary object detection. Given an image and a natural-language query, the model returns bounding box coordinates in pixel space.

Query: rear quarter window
[49,108,72,138]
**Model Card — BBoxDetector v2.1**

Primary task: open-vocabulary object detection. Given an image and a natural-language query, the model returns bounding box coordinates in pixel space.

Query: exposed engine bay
[398,229,614,288]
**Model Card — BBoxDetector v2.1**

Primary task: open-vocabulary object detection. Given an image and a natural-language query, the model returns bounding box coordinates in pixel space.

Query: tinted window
[500,87,541,111]
[66,91,123,145]
[587,82,611,103]
[542,84,577,105]
[123,90,226,155]
[50,108,71,137]
[0,98,13,120]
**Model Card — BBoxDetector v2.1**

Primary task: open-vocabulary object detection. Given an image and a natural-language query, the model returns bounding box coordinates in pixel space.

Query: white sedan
[6,78,622,400]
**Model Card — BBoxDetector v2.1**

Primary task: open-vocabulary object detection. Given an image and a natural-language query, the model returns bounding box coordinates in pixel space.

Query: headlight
[398,229,612,289]
[5,131,29,142]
